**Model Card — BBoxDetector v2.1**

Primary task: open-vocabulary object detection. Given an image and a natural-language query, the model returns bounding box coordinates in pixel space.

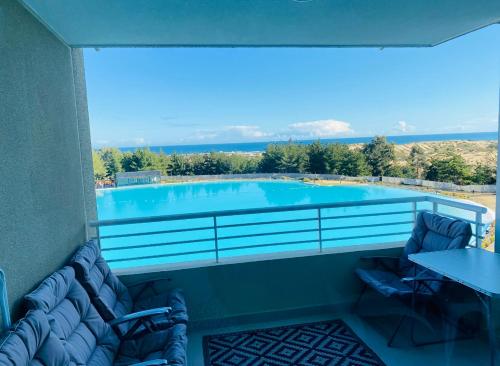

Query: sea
[119,131,497,154]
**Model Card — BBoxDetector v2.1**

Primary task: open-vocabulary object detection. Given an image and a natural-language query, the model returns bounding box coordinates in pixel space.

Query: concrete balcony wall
[0,0,96,317]
[120,247,402,325]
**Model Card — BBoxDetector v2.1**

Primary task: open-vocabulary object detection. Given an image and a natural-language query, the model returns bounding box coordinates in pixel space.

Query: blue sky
[84,25,500,148]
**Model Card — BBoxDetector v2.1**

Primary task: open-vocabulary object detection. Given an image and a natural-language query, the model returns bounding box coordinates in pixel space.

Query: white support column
[495,89,500,253]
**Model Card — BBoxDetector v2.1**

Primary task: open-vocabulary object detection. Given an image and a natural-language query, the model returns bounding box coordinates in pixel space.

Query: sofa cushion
[24,266,120,365]
[71,240,188,334]
[71,240,133,322]
[0,310,69,366]
[116,323,188,366]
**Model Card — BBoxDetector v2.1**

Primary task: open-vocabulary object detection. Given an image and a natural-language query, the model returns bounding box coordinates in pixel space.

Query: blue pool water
[96,181,487,269]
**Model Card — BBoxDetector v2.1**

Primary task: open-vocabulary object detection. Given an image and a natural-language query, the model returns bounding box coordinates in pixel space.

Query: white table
[409,248,500,366]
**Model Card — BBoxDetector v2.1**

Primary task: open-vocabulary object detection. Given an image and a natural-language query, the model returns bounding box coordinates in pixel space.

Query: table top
[409,248,500,298]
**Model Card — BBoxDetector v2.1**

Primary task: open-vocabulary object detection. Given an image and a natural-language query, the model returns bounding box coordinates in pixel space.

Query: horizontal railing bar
[105,249,215,263]
[219,239,319,252]
[418,209,485,226]
[99,226,214,240]
[217,217,317,229]
[90,196,431,227]
[101,237,214,252]
[218,228,318,241]
[322,210,414,221]
[323,231,413,242]
[322,221,414,232]
[427,196,488,214]
[91,195,486,228]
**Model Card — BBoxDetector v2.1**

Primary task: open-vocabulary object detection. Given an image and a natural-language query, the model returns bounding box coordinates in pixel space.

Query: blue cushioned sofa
[4,266,187,365]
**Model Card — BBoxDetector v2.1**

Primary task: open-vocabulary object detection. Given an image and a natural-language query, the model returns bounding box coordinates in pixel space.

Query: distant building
[115,170,161,187]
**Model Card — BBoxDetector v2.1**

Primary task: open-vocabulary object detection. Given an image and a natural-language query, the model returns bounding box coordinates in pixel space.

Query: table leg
[478,293,496,366]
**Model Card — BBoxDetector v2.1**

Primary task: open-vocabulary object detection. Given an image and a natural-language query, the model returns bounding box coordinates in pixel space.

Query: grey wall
[120,247,402,324]
[0,0,95,317]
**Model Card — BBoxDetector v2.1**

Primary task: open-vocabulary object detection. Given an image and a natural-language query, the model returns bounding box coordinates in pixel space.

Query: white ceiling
[19,0,500,47]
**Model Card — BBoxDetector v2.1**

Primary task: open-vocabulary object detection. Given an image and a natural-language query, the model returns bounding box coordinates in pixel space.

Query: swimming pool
[96,180,489,269]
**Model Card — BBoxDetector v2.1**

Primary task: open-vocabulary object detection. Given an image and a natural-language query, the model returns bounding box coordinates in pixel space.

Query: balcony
[2,0,500,365]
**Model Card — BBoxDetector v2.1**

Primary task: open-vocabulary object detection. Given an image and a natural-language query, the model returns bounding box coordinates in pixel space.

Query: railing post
[96,225,101,249]
[213,216,219,263]
[476,211,483,249]
[412,201,417,227]
[433,202,438,213]
[317,208,323,252]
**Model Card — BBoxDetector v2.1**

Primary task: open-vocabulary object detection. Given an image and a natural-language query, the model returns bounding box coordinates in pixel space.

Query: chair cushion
[71,240,133,322]
[71,240,188,334]
[355,268,416,298]
[400,211,472,271]
[24,266,120,365]
[133,288,189,324]
[0,310,69,366]
[116,323,188,366]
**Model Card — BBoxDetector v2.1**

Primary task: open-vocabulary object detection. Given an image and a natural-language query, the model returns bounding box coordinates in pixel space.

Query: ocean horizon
[113,131,497,154]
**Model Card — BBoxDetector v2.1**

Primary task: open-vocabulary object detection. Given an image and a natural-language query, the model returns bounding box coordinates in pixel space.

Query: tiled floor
[188,310,495,366]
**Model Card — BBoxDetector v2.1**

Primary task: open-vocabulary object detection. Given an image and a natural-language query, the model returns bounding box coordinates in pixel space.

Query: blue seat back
[70,240,133,322]
[24,266,120,365]
[0,310,69,365]
[399,212,472,292]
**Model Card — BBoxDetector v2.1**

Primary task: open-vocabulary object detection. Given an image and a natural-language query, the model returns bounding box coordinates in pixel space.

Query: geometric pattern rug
[203,319,386,366]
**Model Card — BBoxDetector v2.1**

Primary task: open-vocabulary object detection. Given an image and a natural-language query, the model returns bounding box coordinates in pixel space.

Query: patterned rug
[203,319,386,366]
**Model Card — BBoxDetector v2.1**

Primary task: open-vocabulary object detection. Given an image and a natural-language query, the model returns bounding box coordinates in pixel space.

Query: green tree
[281,143,307,173]
[99,147,123,178]
[169,153,192,175]
[197,152,232,175]
[121,148,159,172]
[259,144,285,173]
[407,145,428,179]
[156,151,171,175]
[92,151,106,180]
[472,164,496,184]
[337,149,370,176]
[362,136,396,176]
[307,141,328,174]
[425,154,472,185]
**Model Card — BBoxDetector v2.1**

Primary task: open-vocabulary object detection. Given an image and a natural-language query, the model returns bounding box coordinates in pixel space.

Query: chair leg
[387,315,407,347]
[352,284,368,313]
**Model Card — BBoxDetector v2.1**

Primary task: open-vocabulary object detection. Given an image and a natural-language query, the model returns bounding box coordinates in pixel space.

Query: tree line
[93,136,496,185]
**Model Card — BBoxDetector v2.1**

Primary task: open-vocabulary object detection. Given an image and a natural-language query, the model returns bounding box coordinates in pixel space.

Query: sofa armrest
[109,307,172,326]
[129,360,168,366]
[110,307,173,340]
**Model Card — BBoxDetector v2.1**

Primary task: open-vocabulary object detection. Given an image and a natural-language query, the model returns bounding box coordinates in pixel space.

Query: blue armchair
[355,211,473,346]
[70,240,188,339]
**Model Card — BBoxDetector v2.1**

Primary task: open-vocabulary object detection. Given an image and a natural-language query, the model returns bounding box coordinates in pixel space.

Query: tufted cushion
[24,267,120,365]
[71,240,188,333]
[400,211,472,273]
[71,240,133,322]
[0,310,70,366]
[116,324,188,365]
[24,266,188,365]
[356,212,472,298]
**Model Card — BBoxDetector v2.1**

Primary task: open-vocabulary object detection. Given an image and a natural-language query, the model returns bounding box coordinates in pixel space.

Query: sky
[84,25,500,148]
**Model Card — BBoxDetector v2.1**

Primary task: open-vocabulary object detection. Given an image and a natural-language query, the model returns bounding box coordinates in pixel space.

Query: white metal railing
[89,195,488,269]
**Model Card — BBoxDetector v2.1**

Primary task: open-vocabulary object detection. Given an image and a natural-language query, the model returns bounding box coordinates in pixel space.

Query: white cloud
[287,119,354,138]
[186,125,271,143]
[224,125,271,139]
[394,121,416,134]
